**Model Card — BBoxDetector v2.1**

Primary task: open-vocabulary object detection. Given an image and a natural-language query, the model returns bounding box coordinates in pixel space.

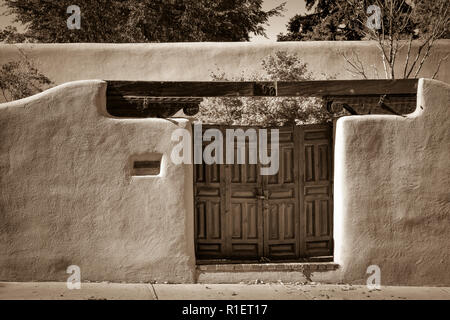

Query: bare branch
[403,35,413,78]
[371,64,380,79]
[340,50,369,79]
[347,0,448,79]
[413,39,434,78]
[405,35,433,78]
[1,87,10,102]
[431,54,449,79]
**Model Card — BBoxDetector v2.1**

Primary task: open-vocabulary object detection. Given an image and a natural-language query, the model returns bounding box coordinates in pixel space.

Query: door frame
[194,124,334,264]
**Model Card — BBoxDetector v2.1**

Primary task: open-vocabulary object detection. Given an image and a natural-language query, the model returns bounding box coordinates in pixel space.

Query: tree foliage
[1,0,285,43]
[278,0,449,41]
[0,26,28,43]
[0,49,52,102]
[278,0,449,79]
[342,0,449,79]
[197,51,332,126]
[278,0,364,41]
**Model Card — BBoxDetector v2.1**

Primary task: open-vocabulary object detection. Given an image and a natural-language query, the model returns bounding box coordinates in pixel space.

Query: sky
[0,0,308,42]
[252,0,308,42]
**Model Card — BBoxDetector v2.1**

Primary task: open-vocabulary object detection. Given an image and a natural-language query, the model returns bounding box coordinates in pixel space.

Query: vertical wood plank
[298,126,307,257]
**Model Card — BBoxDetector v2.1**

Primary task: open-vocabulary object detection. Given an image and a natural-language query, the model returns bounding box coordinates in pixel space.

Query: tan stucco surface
[0,80,195,282]
[0,41,449,92]
[334,78,450,286]
[2,78,448,285]
[0,41,449,285]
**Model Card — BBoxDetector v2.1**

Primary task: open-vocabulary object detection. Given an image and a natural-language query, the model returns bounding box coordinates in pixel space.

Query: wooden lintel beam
[276,79,418,96]
[106,79,418,98]
[106,81,277,98]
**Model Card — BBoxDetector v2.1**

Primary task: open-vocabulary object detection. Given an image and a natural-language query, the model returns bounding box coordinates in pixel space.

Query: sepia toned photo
[0,0,449,309]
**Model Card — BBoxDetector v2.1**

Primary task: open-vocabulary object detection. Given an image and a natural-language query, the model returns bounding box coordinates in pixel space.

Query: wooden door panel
[194,124,333,262]
[301,125,333,257]
[196,162,221,184]
[194,127,228,260]
[229,152,263,259]
[230,201,260,240]
[228,199,262,258]
[264,127,300,260]
[265,205,297,259]
[195,198,225,258]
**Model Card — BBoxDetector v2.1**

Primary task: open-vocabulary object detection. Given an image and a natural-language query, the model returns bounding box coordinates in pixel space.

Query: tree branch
[340,50,369,79]
[403,35,413,78]
[431,54,449,79]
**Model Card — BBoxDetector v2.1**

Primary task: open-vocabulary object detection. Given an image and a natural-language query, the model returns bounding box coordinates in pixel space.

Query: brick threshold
[197,262,339,273]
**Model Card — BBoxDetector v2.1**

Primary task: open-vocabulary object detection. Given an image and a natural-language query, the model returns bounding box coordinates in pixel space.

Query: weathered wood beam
[276,79,418,96]
[107,81,277,98]
[106,79,418,98]
[106,79,418,117]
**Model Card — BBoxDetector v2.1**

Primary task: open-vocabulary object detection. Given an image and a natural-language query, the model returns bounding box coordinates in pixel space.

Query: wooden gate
[194,124,333,263]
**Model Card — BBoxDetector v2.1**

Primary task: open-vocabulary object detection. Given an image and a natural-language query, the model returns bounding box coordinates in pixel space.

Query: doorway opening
[194,124,333,264]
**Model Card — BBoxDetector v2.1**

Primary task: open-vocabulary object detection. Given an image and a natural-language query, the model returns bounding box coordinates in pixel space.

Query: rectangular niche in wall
[131,153,163,176]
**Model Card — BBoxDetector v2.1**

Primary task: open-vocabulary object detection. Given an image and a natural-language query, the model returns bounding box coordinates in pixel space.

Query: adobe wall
[1,78,449,285]
[0,41,448,102]
[0,80,196,283]
[0,42,449,285]
[334,78,450,286]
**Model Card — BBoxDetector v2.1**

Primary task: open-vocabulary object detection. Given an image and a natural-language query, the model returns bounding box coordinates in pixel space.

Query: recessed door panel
[194,124,333,262]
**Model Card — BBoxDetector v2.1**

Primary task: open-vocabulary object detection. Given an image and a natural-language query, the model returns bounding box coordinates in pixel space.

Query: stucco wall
[0,41,449,101]
[0,80,195,283]
[334,78,450,286]
[0,41,449,286]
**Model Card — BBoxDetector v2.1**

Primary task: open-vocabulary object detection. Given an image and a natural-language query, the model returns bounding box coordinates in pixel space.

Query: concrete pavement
[0,282,449,300]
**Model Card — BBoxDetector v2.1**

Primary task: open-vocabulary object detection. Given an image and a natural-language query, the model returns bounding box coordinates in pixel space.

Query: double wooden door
[194,125,333,262]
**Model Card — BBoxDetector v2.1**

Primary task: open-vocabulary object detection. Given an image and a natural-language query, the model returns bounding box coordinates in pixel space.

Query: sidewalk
[1,282,449,300]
